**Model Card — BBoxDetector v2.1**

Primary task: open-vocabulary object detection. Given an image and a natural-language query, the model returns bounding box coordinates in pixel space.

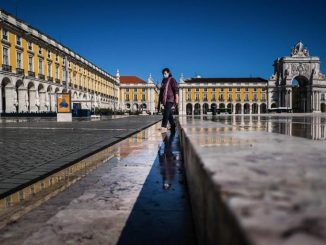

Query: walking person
[158,68,179,132]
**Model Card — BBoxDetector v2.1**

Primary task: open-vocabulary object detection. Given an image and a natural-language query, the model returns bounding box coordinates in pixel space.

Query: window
[196,88,199,92]
[2,29,8,40]
[126,94,129,101]
[63,68,66,81]
[321,94,325,100]
[187,94,191,101]
[228,87,232,92]
[55,66,59,79]
[28,56,33,71]
[245,93,249,101]
[221,88,224,92]
[48,62,51,77]
[63,58,66,66]
[236,93,240,101]
[16,35,22,46]
[254,88,257,92]
[245,88,249,92]
[204,88,207,92]
[3,47,9,65]
[16,52,22,69]
[212,87,216,92]
[47,50,51,59]
[187,88,191,92]
[39,46,42,55]
[262,93,266,100]
[38,58,43,74]
[203,93,207,101]
[195,93,199,101]
[253,93,257,100]
[142,88,145,92]
[142,94,146,101]
[220,94,224,100]
[228,94,232,100]
[126,88,129,92]
[133,93,137,101]
[237,87,240,92]
[55,54,58,62]
[28,41,33,50]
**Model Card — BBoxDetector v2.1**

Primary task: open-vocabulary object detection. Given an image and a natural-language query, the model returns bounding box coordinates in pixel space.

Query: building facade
[119,74,158,114]
[179,76,268,115]
[0,9,119,114]
[268,42,326,113]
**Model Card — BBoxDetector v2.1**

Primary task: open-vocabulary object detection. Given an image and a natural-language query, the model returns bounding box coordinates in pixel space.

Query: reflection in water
[159,130,178,190]
[206,115,326,140]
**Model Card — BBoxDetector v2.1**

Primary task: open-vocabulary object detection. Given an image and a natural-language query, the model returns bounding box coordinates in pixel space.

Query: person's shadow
[159,130,177,190]
[117,129,196,245]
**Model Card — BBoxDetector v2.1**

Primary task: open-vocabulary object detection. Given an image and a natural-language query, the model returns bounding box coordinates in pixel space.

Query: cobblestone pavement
[0,116,161,197]
[0,123,196,245]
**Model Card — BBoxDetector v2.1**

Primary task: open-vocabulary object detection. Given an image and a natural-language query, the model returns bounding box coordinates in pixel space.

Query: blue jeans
[161,102,175,128]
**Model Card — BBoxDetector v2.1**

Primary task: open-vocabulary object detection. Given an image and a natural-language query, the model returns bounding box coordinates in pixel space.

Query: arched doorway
[292,76,309,112]
[1,77,12,113]
[271,102,277,109]
[211,103,217,115]
[321,103,326,113]
[15,80,25,113]
[125,103,131,110]
[235,103,241,114]
[227,103,233,113]
[252,103,258,114]
[202,103,209,114]
[219,103,225,109]
[186,103,193,115]
[244,103,250,114]
[194,103,201,115]
[141,103,147,111]
[260,103,267,114]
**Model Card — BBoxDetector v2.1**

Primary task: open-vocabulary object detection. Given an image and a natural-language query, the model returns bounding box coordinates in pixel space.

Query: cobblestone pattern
[0,116,161,197]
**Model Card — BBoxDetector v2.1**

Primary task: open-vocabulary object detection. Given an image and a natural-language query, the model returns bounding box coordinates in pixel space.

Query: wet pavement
[0,115,161,198]
[0,123,196,245]
[178,114,326,245]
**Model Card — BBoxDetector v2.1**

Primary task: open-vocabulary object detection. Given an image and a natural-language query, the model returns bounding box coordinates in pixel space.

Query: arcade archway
[292,76,309,113]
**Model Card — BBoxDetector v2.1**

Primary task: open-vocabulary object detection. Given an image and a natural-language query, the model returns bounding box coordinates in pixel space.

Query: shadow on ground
[117,130,197,245]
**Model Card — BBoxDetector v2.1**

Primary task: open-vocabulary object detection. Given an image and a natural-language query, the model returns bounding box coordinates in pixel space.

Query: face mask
[164,73,169,78]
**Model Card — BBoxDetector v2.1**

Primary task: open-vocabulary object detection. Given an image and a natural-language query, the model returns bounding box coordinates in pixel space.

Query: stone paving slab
[0,123,196,245]
[0,116,161,198]
[178,115,326,245]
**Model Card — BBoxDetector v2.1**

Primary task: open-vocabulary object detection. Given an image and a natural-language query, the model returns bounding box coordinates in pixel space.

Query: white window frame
[2,29,8,41]
[28,55,34,71]
[16,51,22,69]
[39,57,43,74]
[47,62,52,77]
[55,65,59,79]
[3,46,10,65]
[28,41,33,51]
[16,35,22,46]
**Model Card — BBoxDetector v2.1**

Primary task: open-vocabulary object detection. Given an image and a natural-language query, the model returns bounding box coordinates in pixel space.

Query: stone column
[241,103,244,114]
[249,103,253,114]
[50,92,56,112]
[39,91,47,112]
[28,89,38,112]
[0,86,3,113]
[258,103,261,114]
[289,89,292,110]
[18,88,28,113]
[232,103,236,114]
[5,86,16,113]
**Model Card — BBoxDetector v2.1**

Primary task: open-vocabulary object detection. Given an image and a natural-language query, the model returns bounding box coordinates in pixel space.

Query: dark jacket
[159,76,179,105]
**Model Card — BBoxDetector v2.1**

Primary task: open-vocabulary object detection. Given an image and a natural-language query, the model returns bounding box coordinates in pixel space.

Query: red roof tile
[120,76,146,84]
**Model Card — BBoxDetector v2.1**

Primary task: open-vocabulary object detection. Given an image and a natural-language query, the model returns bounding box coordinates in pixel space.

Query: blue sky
[1,0,326,83]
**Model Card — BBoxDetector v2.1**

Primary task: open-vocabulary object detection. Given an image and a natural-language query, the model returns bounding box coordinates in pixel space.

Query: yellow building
[179,76,268,115]
[119,74,158,114]
[0,9,119,113]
